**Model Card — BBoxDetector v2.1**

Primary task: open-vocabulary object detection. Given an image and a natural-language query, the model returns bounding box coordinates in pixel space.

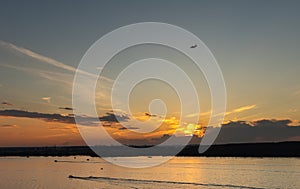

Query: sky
[0,0,300,146]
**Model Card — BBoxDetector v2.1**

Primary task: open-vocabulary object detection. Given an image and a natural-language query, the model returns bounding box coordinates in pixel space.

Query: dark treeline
[0,141,299,157]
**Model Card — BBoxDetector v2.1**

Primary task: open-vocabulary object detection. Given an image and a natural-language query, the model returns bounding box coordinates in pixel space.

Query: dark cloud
[58,107,74,111]
[0,109,130,126]
[99,112,129,122]
[120,119,300,146]
[210,119,300,144]
[0,109,75,124]
[145,112,157,117]
[0,109,299,144]
[1,101,13,106]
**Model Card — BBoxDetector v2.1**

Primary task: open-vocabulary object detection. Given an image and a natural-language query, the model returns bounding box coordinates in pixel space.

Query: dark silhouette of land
[0,141,299,157]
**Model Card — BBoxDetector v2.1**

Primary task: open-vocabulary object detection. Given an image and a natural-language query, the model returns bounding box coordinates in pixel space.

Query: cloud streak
[1,101,13,106]
[186,104,257,118]
[225,104,257,115]
[0,109,75,124]
[1,124,18,128]
[41,97,51,103]
[0,109,129,126]
[0,64,74,87]
[59,107,74,111]
[0,40,95,77]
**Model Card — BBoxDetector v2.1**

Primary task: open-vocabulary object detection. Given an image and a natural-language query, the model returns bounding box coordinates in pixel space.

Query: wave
[68,175,265,189]
[53,160,105,164]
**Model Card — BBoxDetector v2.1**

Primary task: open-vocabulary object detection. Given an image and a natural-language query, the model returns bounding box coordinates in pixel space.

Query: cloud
[99,112,129,123]
[0,40,95,78]
[209,119,300,144]
[0,109,75,124]
[59,107,74,111]
[225,104,257,115]
[127,118,300,146]
[293,89,300,96]
[42,97,51,103]
[186,111,211,118]
[1,109,298,145]
[1,101,13,106]
[121,118,300,146]
[233,104,256,113]
[118,126,139,130]
[0,64,73,87]
[0,124,18,128]
[144,112,158,117]
[185,105,256,119]
[0,109,129,126]
[288,109,297,113]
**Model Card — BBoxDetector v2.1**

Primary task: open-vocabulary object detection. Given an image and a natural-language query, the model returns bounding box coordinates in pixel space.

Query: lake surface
[0,156,299,189]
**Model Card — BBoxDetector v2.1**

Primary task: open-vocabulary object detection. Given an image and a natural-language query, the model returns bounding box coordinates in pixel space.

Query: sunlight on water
[0,156,299,189]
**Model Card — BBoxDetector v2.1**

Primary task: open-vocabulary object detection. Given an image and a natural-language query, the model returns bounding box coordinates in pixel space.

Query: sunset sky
[1,1,300,146]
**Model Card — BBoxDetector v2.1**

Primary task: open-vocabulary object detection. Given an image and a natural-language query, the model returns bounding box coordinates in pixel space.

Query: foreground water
[0,156,299,189]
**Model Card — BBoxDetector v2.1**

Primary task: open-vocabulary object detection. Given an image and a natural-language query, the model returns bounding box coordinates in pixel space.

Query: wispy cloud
[293,89,300,96]
[58,107,74,111]
[288,109,297,113]
[1,101,13,106]
[0,40,95,77]
[0,63,74,87]
[185,105,256,120]
[41,97,51,103]
[226,104,257,115]
[1,124,18,128]
[186,111,211,118]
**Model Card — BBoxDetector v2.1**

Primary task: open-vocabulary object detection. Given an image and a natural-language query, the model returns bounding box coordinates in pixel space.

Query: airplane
[190,44,197,48]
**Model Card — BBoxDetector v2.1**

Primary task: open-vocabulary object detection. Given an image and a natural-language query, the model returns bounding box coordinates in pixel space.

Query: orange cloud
[229,104,257,114]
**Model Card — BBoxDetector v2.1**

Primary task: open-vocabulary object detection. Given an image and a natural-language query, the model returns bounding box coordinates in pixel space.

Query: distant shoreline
[0,141,299,157]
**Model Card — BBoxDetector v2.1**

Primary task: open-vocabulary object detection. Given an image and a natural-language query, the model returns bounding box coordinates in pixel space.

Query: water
[0,156,299,189]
